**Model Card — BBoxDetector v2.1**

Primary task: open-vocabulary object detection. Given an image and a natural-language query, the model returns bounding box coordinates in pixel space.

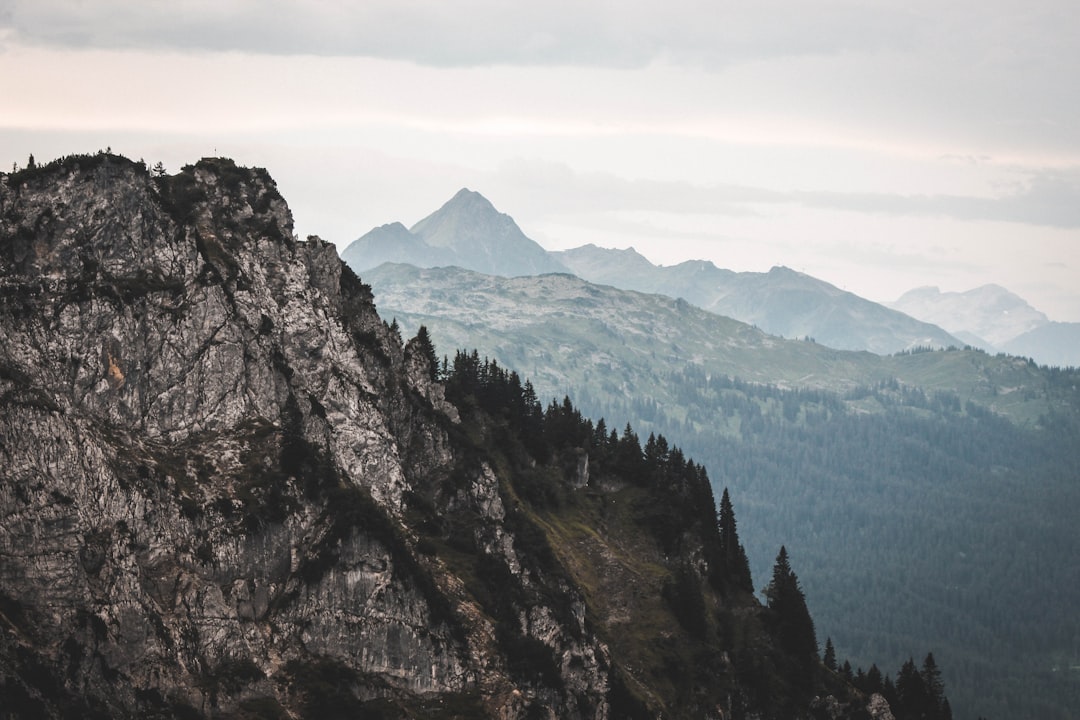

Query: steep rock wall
[0,156,608,719]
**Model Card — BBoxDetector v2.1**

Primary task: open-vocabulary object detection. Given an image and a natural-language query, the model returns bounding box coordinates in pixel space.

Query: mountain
[0,153,901,719]
[340,220,458,270]
[363,264,1059,420]
[554,245,962,355]
[344,194,962,355]
[363,262,1080,720]
[342,188,569,277]
[888,285,1049,348]
[888,285,1080,367]
[1002,321,1080,368]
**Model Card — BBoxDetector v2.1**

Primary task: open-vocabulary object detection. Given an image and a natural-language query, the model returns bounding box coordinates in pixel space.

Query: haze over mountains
[552,245,958,356]
[340,187,1080,719]
[888,285,1080,368]
[340,188,1076,366]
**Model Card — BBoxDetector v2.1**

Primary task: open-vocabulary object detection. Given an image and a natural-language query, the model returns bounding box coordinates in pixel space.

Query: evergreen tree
[865,664,884,695]
[764,546,818,662]
[896,657,930,719]
[716,487,753,593]
[823,637,837,672]
[921,652,945,714]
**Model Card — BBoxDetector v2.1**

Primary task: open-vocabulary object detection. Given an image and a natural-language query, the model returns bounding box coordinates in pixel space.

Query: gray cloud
[797,169,1080,228]
[497,161,1080,229]
[0,0,947,66]
[8,1,1077,160]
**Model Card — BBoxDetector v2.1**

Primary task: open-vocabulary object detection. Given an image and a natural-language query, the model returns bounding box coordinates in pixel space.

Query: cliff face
[0,154,884,720]
[0,155,608,718]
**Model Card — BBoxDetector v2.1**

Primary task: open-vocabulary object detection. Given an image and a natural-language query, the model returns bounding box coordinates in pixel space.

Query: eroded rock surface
[0,155,608,718]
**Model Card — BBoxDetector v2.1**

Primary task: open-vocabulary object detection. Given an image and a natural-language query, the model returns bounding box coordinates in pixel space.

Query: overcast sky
[2,0,1078,320]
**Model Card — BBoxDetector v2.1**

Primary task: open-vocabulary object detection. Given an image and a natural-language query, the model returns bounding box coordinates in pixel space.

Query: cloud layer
[2,1,1078,319]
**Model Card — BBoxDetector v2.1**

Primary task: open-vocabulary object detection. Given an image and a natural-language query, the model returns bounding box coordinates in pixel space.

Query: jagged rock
[866,692,897,720]
[0,155,607,718]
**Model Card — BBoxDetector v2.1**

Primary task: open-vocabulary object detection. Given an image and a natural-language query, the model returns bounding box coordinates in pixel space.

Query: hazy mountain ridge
[553,245,962,355]
[364,264,1062,421]
[1001,321,1080,368]
[344,190,964,355]
[888,284,1048,346]
[889,285,1078,367]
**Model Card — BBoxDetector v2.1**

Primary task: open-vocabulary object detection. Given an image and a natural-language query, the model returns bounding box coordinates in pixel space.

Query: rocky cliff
[0,154,875,719]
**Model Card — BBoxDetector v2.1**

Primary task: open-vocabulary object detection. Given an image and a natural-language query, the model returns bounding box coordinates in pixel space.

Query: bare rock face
[866,693,897,720]
[0,155,609,718]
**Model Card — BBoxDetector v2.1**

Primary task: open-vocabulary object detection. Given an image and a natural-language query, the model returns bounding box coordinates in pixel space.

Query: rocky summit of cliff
[0,154,877,719]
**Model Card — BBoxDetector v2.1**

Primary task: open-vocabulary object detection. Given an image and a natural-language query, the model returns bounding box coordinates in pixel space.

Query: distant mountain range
[341,190,962,356]
[553,245,960,355]
[888,285,1079,367]
[363,263,1064,428]
[341,188,1076,367]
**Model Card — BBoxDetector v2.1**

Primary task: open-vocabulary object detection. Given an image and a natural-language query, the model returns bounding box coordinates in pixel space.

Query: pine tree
[896,657,930,719]
[865,664,884,694]
[764,546,818,662]
[823,637,837,672]
[921,652,944,711]
[716,488,753,593]
[921,652,947,720]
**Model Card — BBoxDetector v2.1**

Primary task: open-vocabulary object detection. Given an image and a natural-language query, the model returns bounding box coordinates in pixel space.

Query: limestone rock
[0,155,606,719]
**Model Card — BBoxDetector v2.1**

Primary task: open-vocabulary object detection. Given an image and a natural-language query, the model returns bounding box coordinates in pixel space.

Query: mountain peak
[403,189,567,277]
[437,187,499,216]
[340,188,568,278]
[449,186,490,203]
[411,188,514,246]
[889,283,1049,348]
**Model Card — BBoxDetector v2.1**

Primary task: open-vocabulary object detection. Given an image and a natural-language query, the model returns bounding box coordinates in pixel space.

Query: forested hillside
[364,265,1080,720]
[433,346,957,719]
[581,367,1080,720]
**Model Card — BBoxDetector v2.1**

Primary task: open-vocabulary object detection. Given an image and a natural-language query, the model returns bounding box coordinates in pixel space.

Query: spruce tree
[717,488,753,593]
[896,657,930,719]
[823,637,837,672]
[764,546,818,662]
[921,652,945,712]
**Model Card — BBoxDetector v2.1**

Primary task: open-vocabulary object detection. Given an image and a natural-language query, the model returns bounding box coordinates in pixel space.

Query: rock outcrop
[0,155,607,718]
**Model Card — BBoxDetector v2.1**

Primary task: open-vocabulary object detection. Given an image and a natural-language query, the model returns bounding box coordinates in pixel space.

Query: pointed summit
[410,188,568,277]
[340,189,569,278]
